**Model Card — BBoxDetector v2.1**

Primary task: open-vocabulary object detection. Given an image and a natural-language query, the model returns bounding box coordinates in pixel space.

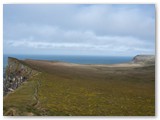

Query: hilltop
[3,55,155,116]
[132,55,155,65]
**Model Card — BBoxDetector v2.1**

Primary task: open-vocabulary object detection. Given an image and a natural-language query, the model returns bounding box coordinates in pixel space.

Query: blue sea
[3,54,133,68]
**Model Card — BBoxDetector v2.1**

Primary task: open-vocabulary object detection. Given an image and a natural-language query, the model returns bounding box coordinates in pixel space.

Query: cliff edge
[132,55,155,65]
[3,57,38,95]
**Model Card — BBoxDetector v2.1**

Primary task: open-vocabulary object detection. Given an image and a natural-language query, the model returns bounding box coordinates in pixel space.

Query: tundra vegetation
[3,55,155,116]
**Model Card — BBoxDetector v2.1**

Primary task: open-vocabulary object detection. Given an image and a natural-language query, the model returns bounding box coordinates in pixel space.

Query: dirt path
[33,78,41,107]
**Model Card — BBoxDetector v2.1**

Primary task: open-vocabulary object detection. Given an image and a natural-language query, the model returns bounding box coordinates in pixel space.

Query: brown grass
[3,60,155,116]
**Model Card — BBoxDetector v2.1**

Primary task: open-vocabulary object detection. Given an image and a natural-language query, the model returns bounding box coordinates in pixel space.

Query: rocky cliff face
[3,57,38,95]
[132,55,155,65]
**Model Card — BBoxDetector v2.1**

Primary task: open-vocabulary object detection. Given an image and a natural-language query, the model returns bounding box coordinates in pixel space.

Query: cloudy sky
[3,4,155,56]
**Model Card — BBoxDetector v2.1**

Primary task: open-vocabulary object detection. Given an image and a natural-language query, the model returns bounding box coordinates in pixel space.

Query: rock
[8,88,14,92]
[132,55,155,65]
[4,108,17,116]
[12,78,15,82]
[3,57,38,95]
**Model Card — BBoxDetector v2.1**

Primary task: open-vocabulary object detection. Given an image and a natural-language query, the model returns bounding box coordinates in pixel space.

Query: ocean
[3,54,133,68]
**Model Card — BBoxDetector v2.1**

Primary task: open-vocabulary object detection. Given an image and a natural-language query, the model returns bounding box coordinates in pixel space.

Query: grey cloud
[3,4,155,56]
[4,4,155,39]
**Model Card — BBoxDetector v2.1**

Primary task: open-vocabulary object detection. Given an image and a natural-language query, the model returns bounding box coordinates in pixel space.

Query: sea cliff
[3,57,38,95]
[132,55,155,65]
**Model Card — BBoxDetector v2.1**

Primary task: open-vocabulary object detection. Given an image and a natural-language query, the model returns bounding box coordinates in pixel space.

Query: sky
[3,4,155,56]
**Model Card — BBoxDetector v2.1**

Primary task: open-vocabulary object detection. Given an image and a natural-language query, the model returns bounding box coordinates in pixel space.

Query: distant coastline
[3,54,133,68]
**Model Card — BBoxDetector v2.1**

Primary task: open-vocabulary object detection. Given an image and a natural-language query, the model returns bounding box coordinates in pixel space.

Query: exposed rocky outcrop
[3,57,38,95]
[132,55,155,65]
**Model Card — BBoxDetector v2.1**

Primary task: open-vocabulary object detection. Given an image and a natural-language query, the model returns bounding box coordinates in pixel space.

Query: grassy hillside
[3,60,155,116]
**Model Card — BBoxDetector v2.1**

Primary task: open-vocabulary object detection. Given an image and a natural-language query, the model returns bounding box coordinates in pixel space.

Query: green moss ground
[4,65,155,116]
